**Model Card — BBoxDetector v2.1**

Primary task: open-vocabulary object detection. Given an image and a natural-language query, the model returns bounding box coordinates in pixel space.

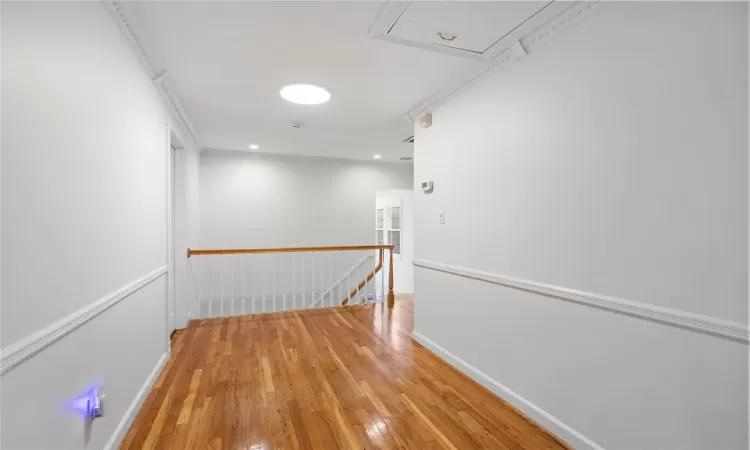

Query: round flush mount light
[280,84,331,105]
[249,144,259,150]
[373,155,382,159]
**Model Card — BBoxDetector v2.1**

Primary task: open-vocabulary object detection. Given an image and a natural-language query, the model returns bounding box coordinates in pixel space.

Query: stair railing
[186,245,394,320]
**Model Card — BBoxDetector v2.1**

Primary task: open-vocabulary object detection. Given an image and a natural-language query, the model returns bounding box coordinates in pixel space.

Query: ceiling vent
[403,136,415,143]
[400,157,413,161]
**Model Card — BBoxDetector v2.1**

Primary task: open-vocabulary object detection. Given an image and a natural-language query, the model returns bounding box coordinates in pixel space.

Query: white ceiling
[123,1,552,161]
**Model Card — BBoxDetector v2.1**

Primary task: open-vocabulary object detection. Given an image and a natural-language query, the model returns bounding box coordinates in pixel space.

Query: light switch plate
[439,210,444,224]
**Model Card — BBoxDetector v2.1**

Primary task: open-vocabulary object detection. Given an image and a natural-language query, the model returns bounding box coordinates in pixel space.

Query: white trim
[103,352,169,450]
[412,331,604,450]
[101,0,199,147]
[405,1,600,121]
[413,259,749,344]
[0,266,168,375]
[166,122,176,341]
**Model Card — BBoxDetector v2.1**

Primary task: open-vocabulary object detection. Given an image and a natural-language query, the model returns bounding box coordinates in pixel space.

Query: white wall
[200,150,412,248]
[1,2,170,448]
[377,189,415,294]
[192,150,412,316]
[413,3,748,449]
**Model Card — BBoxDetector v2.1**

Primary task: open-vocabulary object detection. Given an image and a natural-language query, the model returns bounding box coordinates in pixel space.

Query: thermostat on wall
[421,181,433,193]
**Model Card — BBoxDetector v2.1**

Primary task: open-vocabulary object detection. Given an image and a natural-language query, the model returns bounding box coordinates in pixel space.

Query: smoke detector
[292,122,303,129]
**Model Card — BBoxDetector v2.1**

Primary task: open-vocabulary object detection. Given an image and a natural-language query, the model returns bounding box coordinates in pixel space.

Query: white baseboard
[412,331,604,450]
[104,352,169,450]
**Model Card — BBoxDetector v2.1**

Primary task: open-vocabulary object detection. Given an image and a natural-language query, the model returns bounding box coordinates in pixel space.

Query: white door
[376,191,413,294]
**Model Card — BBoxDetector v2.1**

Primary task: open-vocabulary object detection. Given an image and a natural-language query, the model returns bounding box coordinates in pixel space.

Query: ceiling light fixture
[373,155,381,159]
[249,144,259,150]
[280,84,331,105]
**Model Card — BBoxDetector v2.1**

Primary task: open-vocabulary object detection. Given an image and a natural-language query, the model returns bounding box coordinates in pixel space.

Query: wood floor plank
[120,296,570,449]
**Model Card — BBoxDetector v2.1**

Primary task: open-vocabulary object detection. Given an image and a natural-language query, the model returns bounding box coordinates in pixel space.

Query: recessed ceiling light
[249,144,259,150]
[373,155,381,159]
[280,84,331,105]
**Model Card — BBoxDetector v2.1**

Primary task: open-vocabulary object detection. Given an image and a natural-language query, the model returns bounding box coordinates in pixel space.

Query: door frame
[166,122,180,346]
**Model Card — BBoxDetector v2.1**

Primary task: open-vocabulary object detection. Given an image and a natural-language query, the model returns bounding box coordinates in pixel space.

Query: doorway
[376,189,414,294]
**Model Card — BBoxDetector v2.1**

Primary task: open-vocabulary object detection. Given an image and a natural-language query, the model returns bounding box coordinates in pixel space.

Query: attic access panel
[370,1,566,61]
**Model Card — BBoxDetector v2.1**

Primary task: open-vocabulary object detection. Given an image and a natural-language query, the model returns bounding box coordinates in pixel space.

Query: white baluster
[273,253,277,313]
[230,255,235,316]
[355,252,359,303]
[355,251,367,303]
[356,253,361,304]
[241,254,245,314]
[208,255,212,318]
[370,252,375,303]
[193,257,199,320]
[356,253,360,303]
[311,253,315,309]
[292,254,296,310]
[347,254,351,305]
[251,255,255,314]
[282,253,287,312]
[371,252,376,302]
[319,253,323,309]
[302,254,306,307]
[363,253,368,304]
[381,250,385,303]
[329,256,333,308]
[370,250,378,302]
[364,252,370,303]
[262,255,266,313]
[220,259,224,317]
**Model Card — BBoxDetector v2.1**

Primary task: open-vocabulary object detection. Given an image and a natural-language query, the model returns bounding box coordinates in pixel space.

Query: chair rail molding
[0,266,168,375]
[405,0,601,121]
[413,259,749,344]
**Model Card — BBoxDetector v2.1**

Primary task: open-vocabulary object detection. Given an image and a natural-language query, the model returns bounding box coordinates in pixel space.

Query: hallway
[120,297,569,449]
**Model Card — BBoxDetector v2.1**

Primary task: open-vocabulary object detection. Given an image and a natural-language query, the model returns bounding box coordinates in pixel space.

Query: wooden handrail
[187,244,394,257]
[343,249,384,306]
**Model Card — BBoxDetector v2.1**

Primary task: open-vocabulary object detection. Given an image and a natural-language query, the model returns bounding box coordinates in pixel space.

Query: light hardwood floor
[120,296,569,449]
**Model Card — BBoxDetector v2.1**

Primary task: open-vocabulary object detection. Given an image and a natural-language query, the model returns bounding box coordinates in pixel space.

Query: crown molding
[101,0,200,149]
[414,259,749,344]
[406,1,601,121]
